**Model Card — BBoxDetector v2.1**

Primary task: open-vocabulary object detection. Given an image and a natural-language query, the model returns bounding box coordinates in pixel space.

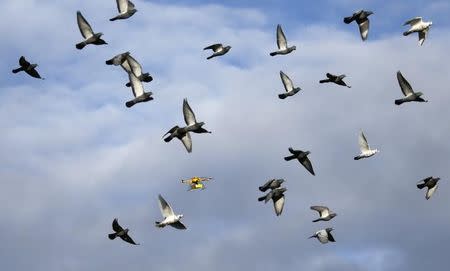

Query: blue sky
[1,1,450,271]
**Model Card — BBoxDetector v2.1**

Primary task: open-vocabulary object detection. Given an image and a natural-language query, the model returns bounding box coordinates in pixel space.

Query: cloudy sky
[1,0,450,270]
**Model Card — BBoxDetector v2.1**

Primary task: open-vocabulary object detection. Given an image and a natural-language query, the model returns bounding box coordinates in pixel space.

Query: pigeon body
[319,73,351,88]
[258,187,287,216]
[354,131,379,160]
[284,147,315,176]
[204,44,231,60]
[403,17,432,46]
[310,206,337,222]
[270,24,296,56]
[163,99,211,153]
[106,52,130,66]
[12,56,44,79]
[76,11,107,49]
[395,71,427,105]
[108,218,139,245]
[125,72,153,108]
[417,176,441,200]
[309,228,335,244]
[155,194,187,229]
[110,0,137,21]
[343,10,373,41]
[259,179,285,192]
[123,55,153,86]
[278,71,301,99]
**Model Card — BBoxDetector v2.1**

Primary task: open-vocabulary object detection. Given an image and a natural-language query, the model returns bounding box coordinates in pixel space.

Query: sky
[1,0,450,270]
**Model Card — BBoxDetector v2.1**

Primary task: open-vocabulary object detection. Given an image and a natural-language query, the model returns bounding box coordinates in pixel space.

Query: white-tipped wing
[404,17,423,26]
[181,132,192,153]
[359,19,370,41]
[126,55,144,77]
[273,196,285,216]
[426,185,438,200]
[359,131,369,152]
[418,29,427,46]
[77,11,94,39]
[397,71,414,97]
[276,24,288,50]
[128,72,144,97]
[158,195,175,218]
[183,99,197,126]
[280,71,294,92]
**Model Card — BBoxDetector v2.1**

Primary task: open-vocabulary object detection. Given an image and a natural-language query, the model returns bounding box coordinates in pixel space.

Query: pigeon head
[225,46,232,51]
[416,91,424,97]
[366,11,374,16]
[278,187,287,193]
[329,213,337,219]
[305,151,311,155]
[178,214,184,219]
[291,46,297,51]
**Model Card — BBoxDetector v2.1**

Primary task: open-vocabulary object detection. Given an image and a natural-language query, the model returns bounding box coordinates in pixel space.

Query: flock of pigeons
[10,1,444,247]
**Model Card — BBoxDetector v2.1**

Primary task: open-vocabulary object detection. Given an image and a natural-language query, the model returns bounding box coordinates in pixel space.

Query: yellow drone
[181,177,213,191]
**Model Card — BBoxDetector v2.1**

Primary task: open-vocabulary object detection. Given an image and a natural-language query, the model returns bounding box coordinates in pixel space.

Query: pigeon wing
[170,221,187,230]
[112,218,124,232]
[299,156,315,176]
[116,0,128,13]
[276,24,288,50]
[77,11,94,39]
[121,59,132,73]
[19,56,30,67]
[397,71,414,96]
[426,185,438,200]
[358,19,370,41]
[27,68,42,79]
[128,1,135,10]
[273,195,285,216]
[327,231,336,242]
[418,29,427,46]
[158,194,175,218]
[128,72,145,97]
[280,71,294,92]
[204,44,222,52]
[183,98,197,126]
[310,206,329,217]
[358,131,370,152]
[126,55,143,77]
[121,233,139,245]
[181,132,192,153]
[404,17,423,26]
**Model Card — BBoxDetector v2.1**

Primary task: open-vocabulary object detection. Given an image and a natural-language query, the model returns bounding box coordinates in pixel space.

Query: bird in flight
[12,56,44,80]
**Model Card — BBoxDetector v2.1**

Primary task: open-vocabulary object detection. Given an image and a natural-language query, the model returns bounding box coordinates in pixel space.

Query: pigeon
[284,147,315,176]
[125,72,153,108]
[343,10,373,41]
[270,24,296,56]
[395,71,428,105]
[204,44,231,60]
[123,55,153,87]
[309,228,335,244]
[110,0,137,21]
[163,99,211,153]
[259,179,285,192]
[76,11,107,50]
[319,73,351,88]
[354,131,379,160]
[155,194,187,230]
[310,206,337,222]
[12,56,44,79]
[278,71,301,99]
[258,187,287,216]
[108,218,139,245]
[403,17,432,46]
[417,176,441,200]
[105,51,130,66]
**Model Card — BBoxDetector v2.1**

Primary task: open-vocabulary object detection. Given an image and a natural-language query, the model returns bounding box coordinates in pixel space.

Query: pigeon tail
[126,101,136,108]
[284,155,295,161]
[141,73,153,82]
[394,99,404,105]
[403,31,411,36]
[319,79,331,83]
[108,233,117,240]
[105,59,114,65]
[259,186,268,192]
[269,52,277,56]
[312,218,321,223]
[76,42,86,50]
[125,82,131,87]
[257,195,267,202]
[109,17,118,22]
[155,221,165,228]
[343,16,354,24]
[354,156,362,160]
[206,55,215,60]
[417,183,426,189]
[278,93,288,99]
[12,68,24,73]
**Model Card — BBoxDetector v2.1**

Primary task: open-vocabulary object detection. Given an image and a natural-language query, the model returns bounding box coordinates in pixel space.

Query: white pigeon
[155,195,186,230]
[75,11,107,50]
[278,71,301,99]
[354,131,379,160]
[309,228,335,244]
[110,0,137,21]
[403,17,432,46]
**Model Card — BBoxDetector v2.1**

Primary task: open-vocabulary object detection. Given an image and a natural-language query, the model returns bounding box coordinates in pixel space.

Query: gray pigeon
[343,10,373,41]
[310,206,337,222]
[417,176,441,200]
[125,72,153,108]
[309,228,335,244]
[163,99,211,153]
[76,11,107,49]
[108,218,139,245]
[270,24,296,56]
[123,55,153,86]
[106,51,130,66]
[319,73,351,88]
[110,0,137,21]
[12,56,44,79]
[259,179,285,192]
[284,147,315,176]
[278,71,301,99]
[258,187,287,216]
[204,44,231,60]
[395,71,427,105]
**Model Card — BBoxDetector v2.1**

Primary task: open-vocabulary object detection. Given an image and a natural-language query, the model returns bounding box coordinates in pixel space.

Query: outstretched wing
[273,196,285,216]
[112,218,124,232]
[310,206,329,217]
[418,29,427,46]
[280,71,294,92]
[397,71,414,96]
[299,156,315,176]
[181,132,192,153]
[358,19,370,41]
[19,56,30,67]
[276,24,287,50]
[426,185,438,200]
[128,1,135,10]
[158,194,175,218]
[116,0,128,13]
[358,131,369,152]
[77,11,94,39]
[183,98,197,126]
[404,17,423,26]
[121,233,139,245]
[170,221,187,230]
[204,44,222,52]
